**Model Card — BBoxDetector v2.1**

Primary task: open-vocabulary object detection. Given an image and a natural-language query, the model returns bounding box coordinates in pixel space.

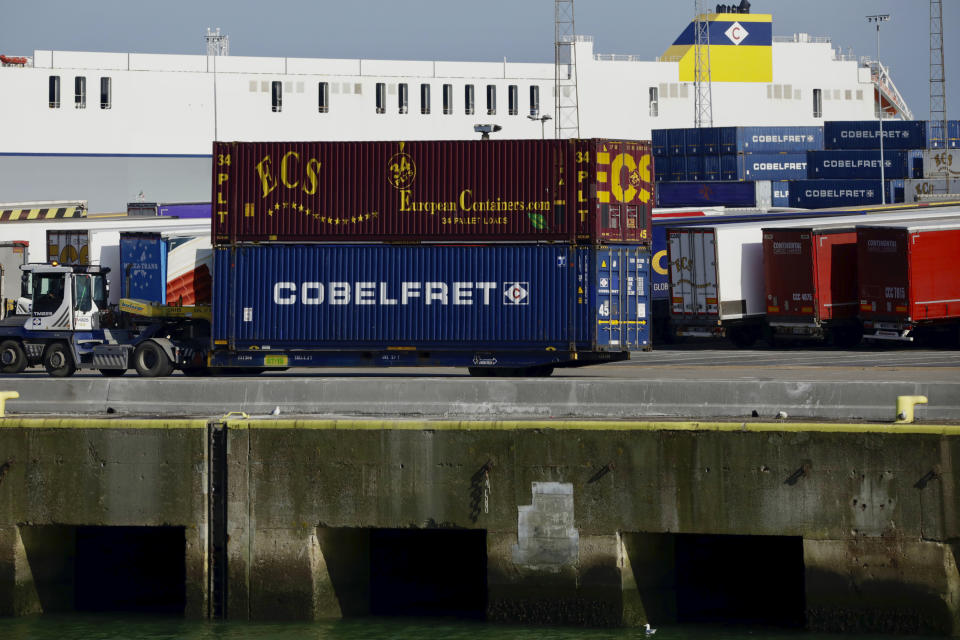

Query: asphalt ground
[1,344,958,421]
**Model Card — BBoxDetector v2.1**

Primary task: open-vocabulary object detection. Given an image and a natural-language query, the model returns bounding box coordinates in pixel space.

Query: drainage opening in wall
[318,527,487,620]
[20,525,186,614]
[624,532,805,628]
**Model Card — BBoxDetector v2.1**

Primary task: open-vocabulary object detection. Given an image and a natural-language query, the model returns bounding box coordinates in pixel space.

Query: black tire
[0,339,28,374]
[523,365,555,377]
[43,342,77,378]
[133,341,173,378]
[98,368,126,377]
[830,325,862,349]
[468,367,495,377]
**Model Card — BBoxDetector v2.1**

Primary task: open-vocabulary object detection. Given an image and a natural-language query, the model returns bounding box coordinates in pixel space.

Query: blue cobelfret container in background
[823,120,927,150]
[907,149,925,178]
[684,155,705,181]
[737,153,808,180]
[667,129,685,156]
[718,126,824,154]
[786,179,904,208]
[656,181,756,208]
[157,202,212,219]
[654,155,668,182]
[699,127,721,155]
[924,120,959,150]
[703,155,721,181]
[771,181,790,207]
[668,156,687,181]
[213,244,651,352]
[684,128,701,156]
[720,154,739,181]
[806,150,909,179]
[652,129,669,157]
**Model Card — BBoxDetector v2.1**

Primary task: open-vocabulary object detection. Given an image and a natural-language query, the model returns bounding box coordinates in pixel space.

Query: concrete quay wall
[0,418,958,635]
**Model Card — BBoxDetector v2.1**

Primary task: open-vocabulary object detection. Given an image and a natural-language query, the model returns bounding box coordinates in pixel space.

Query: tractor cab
[21,263,112,331]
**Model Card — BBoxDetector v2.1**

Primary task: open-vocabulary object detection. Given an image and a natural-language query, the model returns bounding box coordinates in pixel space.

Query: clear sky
[1,0,957,119]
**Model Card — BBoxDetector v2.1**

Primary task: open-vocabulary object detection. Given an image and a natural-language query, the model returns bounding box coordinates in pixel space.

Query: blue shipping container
[119,233,167,304]
[654,155,668,182]
[699,127,721,155]
[667,129,685,156]
[158,202,211,219]
[668,156,688,181]
[718,126,824,154]
[213,244,650,352]
[737,153,809,180]
[806,150,909,179]
[703,155,721,181]
[656,181,756,208]
[771,181,790,207]
[925,120,959,149]
[652,129,669,157]
[684,128,701,156]
[720,155,739,181]
[787,180,902,208]
[823,120,926,150]
[684,155,705,182]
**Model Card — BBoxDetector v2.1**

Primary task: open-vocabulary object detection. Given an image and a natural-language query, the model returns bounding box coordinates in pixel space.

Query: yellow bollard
[0,391,19,417]
[895,395,928,424]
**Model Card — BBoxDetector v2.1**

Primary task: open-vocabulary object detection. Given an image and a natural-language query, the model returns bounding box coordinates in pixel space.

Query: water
[0,616,936,640]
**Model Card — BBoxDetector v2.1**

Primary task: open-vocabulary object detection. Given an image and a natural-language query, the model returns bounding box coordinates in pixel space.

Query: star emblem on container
[724,21,748,45]
[504,282,529,305]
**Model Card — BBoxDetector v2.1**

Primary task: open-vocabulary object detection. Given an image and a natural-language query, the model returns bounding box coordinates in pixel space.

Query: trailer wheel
[98,368,126,377]
[0,339,28,374]
[43,342,77,378]
[468,367,496,377]
[133,341,173,378]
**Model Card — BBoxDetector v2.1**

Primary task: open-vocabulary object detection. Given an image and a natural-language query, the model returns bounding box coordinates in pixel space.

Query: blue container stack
[653,120,960,209]
[652,125,823,207]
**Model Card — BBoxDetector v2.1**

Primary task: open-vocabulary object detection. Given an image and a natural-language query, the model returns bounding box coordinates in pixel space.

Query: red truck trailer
[857,219,960,343]
[762,224,862,346]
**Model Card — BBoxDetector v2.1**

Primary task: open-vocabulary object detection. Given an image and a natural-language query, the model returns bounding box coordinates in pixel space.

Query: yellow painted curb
[0,418,208,430]
[225,419,960,436]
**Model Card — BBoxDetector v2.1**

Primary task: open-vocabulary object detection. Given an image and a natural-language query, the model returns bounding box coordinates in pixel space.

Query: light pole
[528,114,552,139]
[867,14,889,204]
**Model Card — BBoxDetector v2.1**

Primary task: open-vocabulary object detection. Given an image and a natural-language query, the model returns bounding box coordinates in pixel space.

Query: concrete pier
[0,418,958,635]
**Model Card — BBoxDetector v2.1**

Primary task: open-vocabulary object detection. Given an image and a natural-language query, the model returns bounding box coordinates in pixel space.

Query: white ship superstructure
[0,10,907,213]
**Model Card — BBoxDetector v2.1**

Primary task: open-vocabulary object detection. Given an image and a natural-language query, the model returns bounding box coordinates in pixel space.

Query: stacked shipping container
[211,139,655,373]
[653,120,960,209]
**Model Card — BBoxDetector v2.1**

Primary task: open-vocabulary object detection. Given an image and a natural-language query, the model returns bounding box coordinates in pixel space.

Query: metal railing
[773,35,832,44]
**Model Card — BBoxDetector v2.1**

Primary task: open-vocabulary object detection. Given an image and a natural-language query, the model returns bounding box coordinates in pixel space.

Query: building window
[529,85,540,117]
[442,84,453,114]
[375,82,386,114]
[49,75,60,109]
[464,84,475,115]
[398,83,409,114]
[486,84,496,115]
[420,84,431,114]
[649,87,659,117]
[812,88,822,118]
[508,85,518,115]
[271,81,282,112]
[100,77,111,109]
[318,82,329,113]
[74,76,86,109]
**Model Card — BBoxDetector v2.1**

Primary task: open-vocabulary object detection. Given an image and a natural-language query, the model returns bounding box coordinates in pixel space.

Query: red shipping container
[857,220,960,336]
[763,227,859,324]
[212,139,653,245]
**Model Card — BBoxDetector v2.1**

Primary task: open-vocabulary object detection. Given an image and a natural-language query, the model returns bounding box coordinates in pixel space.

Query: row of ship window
[48,75,110,109]
[270,80,543,117]
[47,75,841,121]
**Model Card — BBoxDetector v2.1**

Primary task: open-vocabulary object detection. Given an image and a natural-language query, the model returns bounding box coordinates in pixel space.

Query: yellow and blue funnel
[662,13,772,83]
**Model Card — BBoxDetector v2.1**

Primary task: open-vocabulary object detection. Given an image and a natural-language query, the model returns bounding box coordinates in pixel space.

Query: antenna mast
[205,27,229,56]
[929,0,948,152]
[693,0,713,128]
[555,0,581,139]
